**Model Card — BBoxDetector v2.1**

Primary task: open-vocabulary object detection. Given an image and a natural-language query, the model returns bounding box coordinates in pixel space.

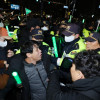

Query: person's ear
[75,34,79,39]
[77,70,85,79]
[30,27,34,32]
[26,53,31,58]
[32,37,36,41]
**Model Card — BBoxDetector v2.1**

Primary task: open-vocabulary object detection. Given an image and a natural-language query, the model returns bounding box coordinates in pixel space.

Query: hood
[72,77,100,93]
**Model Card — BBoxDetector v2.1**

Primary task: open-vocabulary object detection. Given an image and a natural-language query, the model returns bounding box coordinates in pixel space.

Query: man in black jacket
[47,50,100,100]
[0,40,48,100]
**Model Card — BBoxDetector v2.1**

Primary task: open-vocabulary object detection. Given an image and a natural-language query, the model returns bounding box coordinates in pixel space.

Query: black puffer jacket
[47,70,100,100]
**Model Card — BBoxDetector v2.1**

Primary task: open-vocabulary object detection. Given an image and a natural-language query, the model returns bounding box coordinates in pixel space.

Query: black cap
[30,29,43,40]
[62,23,80,36]
[85,32,100,42]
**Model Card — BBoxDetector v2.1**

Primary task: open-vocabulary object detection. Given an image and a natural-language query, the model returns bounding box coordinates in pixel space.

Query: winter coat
[47,70,100,100]
[0,53,50,100]
[0,42,14,90]
[0,61,9,90]
[24,61,48,100]
[0,54,31,100]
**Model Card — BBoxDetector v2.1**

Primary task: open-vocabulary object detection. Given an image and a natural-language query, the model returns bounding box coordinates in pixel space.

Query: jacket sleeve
[47,70,62,100]
[47,70,72,100]
[47,70,92,100]
[0,74,9,89]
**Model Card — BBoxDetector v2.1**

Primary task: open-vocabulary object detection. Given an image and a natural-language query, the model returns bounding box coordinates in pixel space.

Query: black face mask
[59,28,66,35]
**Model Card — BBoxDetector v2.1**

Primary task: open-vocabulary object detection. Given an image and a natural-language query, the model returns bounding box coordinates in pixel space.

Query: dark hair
[97,37,100,44]
[21,40,39,58]
[73,50,100,78]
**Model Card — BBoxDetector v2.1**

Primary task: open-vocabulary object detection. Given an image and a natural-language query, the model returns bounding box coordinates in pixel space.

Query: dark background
[0,0,100,18]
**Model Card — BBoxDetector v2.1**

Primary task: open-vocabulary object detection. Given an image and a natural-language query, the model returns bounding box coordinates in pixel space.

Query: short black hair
[21,40,39,58]
[73,50,100,78]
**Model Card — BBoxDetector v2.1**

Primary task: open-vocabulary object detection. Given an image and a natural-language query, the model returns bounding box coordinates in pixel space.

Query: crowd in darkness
[0,12,100,100]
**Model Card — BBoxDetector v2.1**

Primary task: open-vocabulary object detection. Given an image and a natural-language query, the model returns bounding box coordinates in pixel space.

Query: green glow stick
[68,15,72,23]
[18,16,21,21]
[6,26,11,36]
[82,19,85,23]
[60,39,62,44]
[12,72,22,85]
[52,36,58,57]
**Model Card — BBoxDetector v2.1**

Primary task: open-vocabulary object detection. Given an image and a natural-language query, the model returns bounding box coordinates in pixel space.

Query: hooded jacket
[47,70,100,100]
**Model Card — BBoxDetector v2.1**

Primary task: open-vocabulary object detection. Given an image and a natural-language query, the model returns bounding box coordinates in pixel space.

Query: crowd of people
[0,12,100,100]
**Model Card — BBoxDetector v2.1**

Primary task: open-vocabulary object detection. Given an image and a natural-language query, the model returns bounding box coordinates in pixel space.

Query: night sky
[0,0,100,18]
[76,0,98,14]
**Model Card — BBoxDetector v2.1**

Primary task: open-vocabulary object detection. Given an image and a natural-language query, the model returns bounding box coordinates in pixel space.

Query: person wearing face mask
[57,23,86,70]
[41,23,50,44]
[15,18,42,54]
[0,23,14,61]
[41,20,54,47]
[17,18,41,48]
[41,24,49,32]
[0,23,15,96]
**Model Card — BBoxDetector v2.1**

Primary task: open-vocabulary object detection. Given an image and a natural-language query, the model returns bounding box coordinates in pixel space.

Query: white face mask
[41,26,49,31]
[0,40,7,47]
[0,22,4,27]
[64,35,75,42]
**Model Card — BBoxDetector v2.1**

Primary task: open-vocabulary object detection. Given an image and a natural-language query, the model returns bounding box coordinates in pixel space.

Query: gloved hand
[57,47,76,67]
[57,51,68,66]
[57,58,63,66]
[61,57,73,69]
[62,51,68,58]
[64,43,79,54]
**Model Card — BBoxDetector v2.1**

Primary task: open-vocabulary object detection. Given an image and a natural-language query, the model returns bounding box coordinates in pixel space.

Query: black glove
[64,43,79,54]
